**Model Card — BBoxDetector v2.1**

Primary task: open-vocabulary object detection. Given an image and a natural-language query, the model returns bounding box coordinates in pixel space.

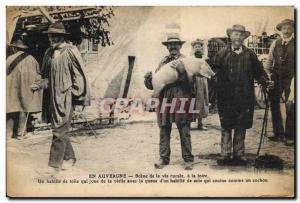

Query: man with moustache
[265,19,294,143]
[144,33,194,170]
[32,23,90,175]
[213,25,271,165]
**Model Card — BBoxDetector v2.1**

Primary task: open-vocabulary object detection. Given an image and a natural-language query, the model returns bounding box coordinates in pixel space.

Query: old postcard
[6,6,295,197]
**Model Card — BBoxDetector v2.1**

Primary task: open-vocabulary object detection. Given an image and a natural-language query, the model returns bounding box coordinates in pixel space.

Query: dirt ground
[6,109,295,197]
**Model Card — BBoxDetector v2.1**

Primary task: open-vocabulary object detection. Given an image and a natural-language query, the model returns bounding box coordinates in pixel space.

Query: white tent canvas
[84,6,294,99]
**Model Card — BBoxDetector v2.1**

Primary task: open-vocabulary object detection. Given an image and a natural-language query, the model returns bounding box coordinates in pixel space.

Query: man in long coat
[34,23,90,174]
[265,19,294,143]
[144,33,194,170]
[191,38,211,130]
[213,25,269,165]
[6,39,42,139]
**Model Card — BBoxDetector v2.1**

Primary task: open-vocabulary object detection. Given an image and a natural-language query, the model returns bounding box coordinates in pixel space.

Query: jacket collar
[225,44,249,54]
[282,34,294,45]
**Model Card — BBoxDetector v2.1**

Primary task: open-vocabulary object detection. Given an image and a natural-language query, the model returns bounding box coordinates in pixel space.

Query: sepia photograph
[5,5,295,198]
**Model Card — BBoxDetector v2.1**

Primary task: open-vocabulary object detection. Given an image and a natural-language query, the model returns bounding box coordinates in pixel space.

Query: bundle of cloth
[152,57,215,96]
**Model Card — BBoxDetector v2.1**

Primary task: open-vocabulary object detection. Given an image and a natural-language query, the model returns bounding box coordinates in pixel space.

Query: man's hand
[30,83,40,91]
[144,71,152,79]
[144,71,153,90]
[31,79,49,91]
[170,60,185,73]
[170,60,180,69]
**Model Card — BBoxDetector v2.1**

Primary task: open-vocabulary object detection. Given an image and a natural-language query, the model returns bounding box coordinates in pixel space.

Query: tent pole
[121,56,136,98]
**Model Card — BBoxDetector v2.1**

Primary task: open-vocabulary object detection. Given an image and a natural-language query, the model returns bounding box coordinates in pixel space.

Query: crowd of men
[144,19,294,170]
[6,19,294,174]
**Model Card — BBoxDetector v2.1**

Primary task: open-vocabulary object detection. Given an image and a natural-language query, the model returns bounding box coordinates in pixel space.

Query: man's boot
[286,139,295,146]
[183,161,193,170]
[197,119,208,131]
[154,159,169,169]
[217,156,231,166]
[231,156,248,166]
[62,158,76,170]
[198,124,208,131]
[268,135,285,142]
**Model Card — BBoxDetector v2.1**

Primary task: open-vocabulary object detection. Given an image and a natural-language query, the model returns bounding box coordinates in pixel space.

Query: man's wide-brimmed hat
[191,38,204,47]
[43,22,69,35]
[162,33,185,46]
[9,39,28,49]
[226,24,251,39]
[276,19,294,31]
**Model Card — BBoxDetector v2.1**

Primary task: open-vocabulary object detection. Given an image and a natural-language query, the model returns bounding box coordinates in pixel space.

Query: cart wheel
[255,83,266,109]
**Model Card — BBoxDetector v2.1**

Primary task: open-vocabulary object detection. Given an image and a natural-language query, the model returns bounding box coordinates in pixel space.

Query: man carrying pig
[144,33,194,170]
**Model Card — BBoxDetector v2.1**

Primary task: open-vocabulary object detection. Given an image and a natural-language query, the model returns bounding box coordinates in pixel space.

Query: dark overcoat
[213,45,268,129]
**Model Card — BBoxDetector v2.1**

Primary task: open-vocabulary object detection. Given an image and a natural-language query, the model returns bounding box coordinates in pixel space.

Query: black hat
[43,22,69,35]
[226,24,250,39]
[9,39,28,49]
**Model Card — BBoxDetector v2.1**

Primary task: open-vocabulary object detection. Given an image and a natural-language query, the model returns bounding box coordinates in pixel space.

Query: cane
[256,88,269,156]
[21,112,30,137]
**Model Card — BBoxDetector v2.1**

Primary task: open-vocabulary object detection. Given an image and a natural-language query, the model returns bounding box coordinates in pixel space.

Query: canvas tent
[88,6,294,100]
[7,6,294,101]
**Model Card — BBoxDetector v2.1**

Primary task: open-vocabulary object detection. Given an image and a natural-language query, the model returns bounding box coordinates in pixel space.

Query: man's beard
[283,33,292,39]
[170,48,179,55]
[232,40,243,47]
[49,38,64,47]
[194,51,203,58]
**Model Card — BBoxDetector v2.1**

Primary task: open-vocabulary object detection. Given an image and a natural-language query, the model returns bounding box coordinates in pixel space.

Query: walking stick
[256,88,269,156]
[21,112,30,137]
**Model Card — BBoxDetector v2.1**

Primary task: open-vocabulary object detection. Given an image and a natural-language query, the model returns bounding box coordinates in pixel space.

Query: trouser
[197,118,202,127]
[285,101,295,141]
[159,122,194,163]
[269,76,291,138]
[6,112,27,138]
[48,114,75,168]
[221,128,246,158]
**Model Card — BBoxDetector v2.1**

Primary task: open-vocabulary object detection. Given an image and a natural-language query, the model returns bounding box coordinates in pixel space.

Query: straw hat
[162,33,185,46]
